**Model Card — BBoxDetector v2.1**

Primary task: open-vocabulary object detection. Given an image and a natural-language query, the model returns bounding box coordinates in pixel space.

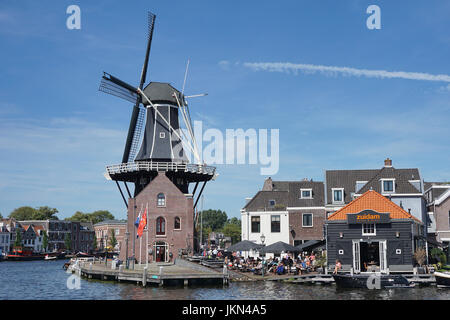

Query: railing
[106,161,216,176]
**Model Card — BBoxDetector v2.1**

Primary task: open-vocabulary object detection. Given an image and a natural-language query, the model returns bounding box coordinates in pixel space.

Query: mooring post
[119,265,124,273]
[386,268,390,275]
[89,263,92,272]
[159,266,164,287]
[350,267,354,276]
[413,267,417,275]
[143,267,147,287]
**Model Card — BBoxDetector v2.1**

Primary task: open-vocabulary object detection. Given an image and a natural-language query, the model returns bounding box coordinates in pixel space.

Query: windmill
[99,12,216,218]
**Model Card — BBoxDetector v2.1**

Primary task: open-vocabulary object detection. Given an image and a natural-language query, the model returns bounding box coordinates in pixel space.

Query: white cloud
[243,62,450,83]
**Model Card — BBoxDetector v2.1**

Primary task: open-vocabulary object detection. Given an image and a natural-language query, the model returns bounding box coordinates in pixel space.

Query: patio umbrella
[295,240,325,252]
[226,240,264,252]
[258,241,298,254]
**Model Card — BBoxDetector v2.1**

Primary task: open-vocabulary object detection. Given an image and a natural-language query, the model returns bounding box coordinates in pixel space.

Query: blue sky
[0,1,449,220]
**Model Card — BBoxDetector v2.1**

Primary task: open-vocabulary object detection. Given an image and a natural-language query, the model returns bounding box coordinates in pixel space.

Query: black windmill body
[99,12,216,212]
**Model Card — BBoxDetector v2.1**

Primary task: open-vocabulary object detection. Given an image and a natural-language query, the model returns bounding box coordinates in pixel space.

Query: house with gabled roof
[424,182,450,245]
[325,158,427,232]
[241,177,326,251]
[326,190,424,274]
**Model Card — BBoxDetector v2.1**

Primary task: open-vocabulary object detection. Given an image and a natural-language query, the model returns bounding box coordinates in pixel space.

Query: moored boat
[434,271,450,288]
[333,273,414,289]
[44,254,57,260]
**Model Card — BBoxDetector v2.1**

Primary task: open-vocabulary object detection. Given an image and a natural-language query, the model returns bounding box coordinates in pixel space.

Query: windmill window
[156,217,165,235]
[174,217,181,230]
[157,193,166,207]
[159,132,166,139]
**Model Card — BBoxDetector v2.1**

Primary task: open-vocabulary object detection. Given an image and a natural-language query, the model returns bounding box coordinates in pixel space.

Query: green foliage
[65,210,115,225]
[315,252,327,268]
[199,209,228,231]
[431,248,447,267]
[64,233,72,251]
[14,229,22,247]
[109,229,117,249]
[0,212,3,219]
[221,218,241,244]
[9,206,59,220]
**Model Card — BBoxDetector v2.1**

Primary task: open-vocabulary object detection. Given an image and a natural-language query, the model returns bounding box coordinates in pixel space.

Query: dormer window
[381,179,395,193]
[268,199,276,207]
[300,189,313,199]
[332,188,344,203]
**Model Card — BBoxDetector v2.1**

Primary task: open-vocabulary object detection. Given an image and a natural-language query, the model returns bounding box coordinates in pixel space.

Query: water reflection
[1,260,450,300]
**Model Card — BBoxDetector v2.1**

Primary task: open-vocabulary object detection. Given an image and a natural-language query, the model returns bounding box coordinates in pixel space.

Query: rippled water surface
[1,260,450,300]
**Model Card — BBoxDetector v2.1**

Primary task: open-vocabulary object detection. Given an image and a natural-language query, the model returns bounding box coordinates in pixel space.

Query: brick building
[119,172,195,263]
[94,220,126,253]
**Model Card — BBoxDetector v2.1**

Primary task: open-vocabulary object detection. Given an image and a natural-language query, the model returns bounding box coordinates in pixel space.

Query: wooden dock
[69,258,229,287]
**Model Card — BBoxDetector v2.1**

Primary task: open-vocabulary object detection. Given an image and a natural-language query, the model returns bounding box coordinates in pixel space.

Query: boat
[333,273,414,289]
[44,254,57,260]
[434,271,450,288]
[6,247,45,261]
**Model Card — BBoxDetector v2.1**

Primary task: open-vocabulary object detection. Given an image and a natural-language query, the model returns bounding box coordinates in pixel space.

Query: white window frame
[302,213,313,228]
[381,178,395,193]
[362,223,376,236]
[332,188,344,204]
[300,188,313,199]
[159,132,166,139]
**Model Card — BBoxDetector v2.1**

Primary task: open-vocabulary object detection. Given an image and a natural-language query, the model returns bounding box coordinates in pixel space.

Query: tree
[199,209,228,231]
[65,211,91,222]
[33,206,59,220]
[64,233,72,252]
[9,206,59,221]
[42,230,48,252]
[89,210,115,225]
[414,248,427,267]
[65,210,114,224]
[109,229,117,250]
[14,229,22,247]
[9,206,36,220]
[221,218,241,244]
[0,212,3,219]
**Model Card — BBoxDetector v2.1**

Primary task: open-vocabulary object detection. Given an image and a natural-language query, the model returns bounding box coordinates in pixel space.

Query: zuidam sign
[347,210,390,224]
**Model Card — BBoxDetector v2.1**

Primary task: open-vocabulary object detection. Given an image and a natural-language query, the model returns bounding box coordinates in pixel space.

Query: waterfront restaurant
[326,190,424,273]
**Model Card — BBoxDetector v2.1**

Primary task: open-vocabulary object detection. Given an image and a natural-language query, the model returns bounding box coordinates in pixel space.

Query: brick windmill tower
[99,12,216,266]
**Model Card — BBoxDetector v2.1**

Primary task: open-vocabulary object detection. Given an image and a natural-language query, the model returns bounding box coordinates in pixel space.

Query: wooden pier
[69,258,229,287]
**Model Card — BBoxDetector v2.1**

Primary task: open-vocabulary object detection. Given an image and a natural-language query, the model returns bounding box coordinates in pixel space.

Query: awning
[295,239,326,252]
[258,241,298,254]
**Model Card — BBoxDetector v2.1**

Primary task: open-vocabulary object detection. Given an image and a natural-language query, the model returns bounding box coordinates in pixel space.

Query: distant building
[241,178,326,248]
[94,220,127,253]
[0,223,10,255]
[208,232,231,250]
[424,182,450,244]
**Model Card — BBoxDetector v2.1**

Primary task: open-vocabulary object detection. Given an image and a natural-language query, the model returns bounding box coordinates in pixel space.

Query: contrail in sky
[243,62,450,82]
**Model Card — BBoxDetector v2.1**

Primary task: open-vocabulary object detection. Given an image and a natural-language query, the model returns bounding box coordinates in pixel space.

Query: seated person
[333,260,342,274]
[276,263,285,275]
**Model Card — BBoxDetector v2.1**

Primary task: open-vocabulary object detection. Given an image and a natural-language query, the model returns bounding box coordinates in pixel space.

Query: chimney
[384,158,392,167]
[262,177,273,191]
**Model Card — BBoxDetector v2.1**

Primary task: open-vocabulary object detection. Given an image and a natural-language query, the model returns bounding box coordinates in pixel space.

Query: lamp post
[260,234,266,277]
[125,231,130,269]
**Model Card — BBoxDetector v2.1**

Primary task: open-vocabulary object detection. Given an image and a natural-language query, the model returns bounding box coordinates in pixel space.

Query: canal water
[1,260,450,300]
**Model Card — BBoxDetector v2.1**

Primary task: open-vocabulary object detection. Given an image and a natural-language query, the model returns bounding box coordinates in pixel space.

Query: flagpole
[139,233,142,264]
[146,202,149,268]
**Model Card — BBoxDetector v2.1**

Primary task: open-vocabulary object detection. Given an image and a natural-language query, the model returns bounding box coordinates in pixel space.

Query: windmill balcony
[106,161,215,175]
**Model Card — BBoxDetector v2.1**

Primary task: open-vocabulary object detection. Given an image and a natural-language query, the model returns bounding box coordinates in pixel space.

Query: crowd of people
[223,251,323,276]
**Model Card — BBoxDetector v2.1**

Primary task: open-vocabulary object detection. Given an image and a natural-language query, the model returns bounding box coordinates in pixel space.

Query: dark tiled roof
[244,181,325,211]
[326,167,421,205]
[93,220,127,227]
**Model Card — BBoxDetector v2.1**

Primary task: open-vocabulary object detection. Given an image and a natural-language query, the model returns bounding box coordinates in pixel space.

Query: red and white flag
[137,204,147,238]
